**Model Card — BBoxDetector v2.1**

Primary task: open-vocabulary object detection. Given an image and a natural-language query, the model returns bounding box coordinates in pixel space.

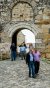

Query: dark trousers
[28,61,35,77]
[35,61,40,74]
[11,51,16,61]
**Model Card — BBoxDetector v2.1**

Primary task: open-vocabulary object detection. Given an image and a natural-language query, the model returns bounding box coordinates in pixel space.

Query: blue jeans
[11,51,16,61]
[28,61,35,77]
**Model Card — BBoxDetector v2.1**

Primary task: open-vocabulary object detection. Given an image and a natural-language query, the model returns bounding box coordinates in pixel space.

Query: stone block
[41,53,46,58]
[46,53,50,59]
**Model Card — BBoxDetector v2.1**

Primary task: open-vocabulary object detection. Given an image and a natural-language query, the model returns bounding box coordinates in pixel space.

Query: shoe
[32,75,36,78]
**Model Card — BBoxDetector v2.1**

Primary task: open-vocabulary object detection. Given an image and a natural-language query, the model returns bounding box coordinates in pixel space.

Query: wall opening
[12,28,35,48]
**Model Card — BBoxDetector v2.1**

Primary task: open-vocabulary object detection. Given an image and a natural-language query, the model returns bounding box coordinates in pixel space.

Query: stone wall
[0,0,50,60]
[0,43,11,60]
[12,2,33,21]
[17,31,25,46]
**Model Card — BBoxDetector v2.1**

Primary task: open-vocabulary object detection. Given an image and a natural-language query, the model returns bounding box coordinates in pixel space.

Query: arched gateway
[8,22,40,37]
[5,22,41,46]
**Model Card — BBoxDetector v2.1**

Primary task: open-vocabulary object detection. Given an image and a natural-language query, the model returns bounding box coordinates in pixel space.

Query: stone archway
[12,28,35,47]
[6,22,41,47]
[8,22,40,37]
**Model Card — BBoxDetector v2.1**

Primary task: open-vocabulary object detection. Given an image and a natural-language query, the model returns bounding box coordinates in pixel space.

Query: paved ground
[0,57,50,88]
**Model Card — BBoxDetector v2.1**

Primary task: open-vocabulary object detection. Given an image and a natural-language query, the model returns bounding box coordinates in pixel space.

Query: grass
[42,57,50,64]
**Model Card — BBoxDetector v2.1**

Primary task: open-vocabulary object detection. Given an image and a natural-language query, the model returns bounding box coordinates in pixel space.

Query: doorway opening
[12,28,35,48]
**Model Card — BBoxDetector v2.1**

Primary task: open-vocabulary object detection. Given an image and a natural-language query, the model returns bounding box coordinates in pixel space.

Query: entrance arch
[7,22,41,47]
[12,28,35,47]
[8,22,40,37]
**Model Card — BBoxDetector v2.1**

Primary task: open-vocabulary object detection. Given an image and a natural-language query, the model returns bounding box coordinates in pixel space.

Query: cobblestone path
[0,57,50,88]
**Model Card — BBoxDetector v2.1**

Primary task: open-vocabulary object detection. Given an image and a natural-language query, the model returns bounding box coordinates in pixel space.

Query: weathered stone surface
[0,0,50,59]
[0,58,50,88]
[17,31,25,45]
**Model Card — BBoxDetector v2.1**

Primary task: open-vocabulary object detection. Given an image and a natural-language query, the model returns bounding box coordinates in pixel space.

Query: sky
[21,29,35,43]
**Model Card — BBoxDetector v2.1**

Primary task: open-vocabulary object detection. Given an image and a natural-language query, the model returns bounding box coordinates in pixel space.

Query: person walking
[34,49,41,74]
[10,43,17,61]
[20,44,26,60]
[26,48,35,78]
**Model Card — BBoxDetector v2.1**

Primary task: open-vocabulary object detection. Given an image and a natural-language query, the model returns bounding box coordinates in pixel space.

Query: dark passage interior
[12,32,17,47]
[12,28,23,47]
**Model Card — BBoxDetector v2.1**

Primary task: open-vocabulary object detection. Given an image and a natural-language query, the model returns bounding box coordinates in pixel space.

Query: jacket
[26,52,35,65]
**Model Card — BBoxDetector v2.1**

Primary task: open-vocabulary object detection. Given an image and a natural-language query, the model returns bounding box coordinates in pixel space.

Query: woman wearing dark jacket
[26,49,35,78]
